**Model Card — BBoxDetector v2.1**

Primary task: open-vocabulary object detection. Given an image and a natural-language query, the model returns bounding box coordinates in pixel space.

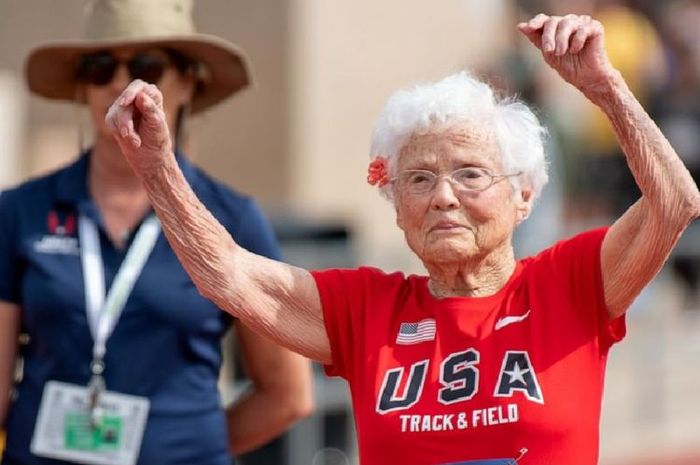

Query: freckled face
[394,124,526,265]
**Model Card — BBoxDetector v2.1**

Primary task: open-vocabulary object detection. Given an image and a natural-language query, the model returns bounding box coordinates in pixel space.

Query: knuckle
[546,17,561,27]
[560,18,575,29]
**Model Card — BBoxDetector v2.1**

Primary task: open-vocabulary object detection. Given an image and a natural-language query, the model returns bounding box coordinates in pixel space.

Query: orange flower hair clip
[367,156,389,187]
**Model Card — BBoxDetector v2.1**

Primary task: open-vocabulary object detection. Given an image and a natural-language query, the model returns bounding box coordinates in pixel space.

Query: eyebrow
[402,162,484,172]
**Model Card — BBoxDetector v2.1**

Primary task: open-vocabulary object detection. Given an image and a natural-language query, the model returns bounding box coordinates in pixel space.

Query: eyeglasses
[392,167,522,195]
[76,51,174,86]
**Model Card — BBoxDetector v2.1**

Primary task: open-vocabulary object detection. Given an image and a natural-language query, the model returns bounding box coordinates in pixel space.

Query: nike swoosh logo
[494,310,531,331]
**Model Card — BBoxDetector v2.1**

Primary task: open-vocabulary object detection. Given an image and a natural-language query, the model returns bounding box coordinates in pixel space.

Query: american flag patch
[396,318,436,345]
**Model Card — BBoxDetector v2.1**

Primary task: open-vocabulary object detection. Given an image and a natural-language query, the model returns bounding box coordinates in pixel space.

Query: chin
[421,237,479,264]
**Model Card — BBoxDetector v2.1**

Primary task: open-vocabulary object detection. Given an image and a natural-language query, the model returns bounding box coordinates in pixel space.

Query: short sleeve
[234,199,282,261]
[311,268,368,380]
[0,191,21,303]
[546,227,626,351]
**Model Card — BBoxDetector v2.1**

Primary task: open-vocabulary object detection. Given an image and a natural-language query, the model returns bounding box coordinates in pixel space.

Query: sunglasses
[76,51,174,86]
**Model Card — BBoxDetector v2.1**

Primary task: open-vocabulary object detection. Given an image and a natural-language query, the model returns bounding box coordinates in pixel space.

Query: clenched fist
[105,79,175,176]
[518,14,618,97]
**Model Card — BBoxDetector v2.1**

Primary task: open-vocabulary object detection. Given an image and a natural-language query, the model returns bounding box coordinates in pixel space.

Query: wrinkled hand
[106,79,173,176]
[518,14,617,95]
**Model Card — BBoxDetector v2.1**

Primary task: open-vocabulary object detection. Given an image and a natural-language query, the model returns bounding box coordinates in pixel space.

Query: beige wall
[0,72,23,186]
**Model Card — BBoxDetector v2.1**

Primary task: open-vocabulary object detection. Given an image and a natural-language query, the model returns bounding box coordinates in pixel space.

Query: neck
[89,135,147,195]
[87,135,153,248]
[424,243,516,298]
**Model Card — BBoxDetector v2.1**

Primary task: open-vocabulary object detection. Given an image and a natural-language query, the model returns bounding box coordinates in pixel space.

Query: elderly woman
[107,13,700,465]
[0,1,311,464]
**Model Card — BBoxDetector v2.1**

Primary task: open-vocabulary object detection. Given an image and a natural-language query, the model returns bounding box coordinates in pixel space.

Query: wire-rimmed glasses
[391,167,522,195]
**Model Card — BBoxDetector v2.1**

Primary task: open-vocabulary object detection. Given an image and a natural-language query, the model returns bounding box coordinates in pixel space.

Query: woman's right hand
[105,79,174,177]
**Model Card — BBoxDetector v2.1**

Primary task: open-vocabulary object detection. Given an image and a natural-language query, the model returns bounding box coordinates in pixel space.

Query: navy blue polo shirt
[0,152,281,465]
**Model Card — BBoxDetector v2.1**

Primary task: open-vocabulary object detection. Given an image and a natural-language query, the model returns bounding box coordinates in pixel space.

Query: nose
[430,177,460,211]
[108,62,131,93]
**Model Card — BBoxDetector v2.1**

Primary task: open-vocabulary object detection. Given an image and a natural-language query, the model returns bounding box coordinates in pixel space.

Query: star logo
[504,364,530,385]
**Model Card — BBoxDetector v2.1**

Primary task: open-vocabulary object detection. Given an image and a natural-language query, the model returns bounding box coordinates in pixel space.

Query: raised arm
[519,14,700,318]
[105,82,331,363]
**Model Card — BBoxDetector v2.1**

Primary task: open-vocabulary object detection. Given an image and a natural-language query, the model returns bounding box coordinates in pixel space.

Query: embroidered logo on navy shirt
[34,210,79,255]
[47,211,75,236]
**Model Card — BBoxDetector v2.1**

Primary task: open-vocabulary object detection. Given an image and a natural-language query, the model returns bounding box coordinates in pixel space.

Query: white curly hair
[370,71,549,206]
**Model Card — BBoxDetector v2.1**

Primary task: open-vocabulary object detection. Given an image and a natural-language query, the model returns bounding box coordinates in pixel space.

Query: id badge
[30,381,149,465]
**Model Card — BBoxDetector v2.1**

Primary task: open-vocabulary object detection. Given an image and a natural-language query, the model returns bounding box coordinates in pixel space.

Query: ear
[515,186,534,224]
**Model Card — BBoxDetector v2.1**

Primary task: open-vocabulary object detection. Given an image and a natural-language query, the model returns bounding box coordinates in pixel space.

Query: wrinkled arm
[519,14,700,319]
[141,157,332,363]
[226,322,313,454]
[107,81,332,363]
[0,301,20,428]
[591,73,700,318]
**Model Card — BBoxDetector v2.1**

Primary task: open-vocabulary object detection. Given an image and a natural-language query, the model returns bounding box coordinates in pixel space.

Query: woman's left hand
[518,14,617,96]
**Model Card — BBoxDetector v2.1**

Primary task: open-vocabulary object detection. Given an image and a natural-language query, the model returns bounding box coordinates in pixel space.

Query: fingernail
[120,126,128,138]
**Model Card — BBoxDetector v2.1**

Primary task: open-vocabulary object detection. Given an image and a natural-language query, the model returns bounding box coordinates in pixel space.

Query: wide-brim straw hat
[25,0,250,114]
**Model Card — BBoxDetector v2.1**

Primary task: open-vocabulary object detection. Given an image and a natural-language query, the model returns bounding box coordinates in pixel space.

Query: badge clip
[87,359,106,428]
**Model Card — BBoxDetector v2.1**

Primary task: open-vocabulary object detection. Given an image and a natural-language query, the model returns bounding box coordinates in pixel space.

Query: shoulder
[525,227,610,266]
[313,265,407,280]
[312,266,414,294]
[188,164,254,215]
[517,227,611,293]
[0,166,71,211]
[186,163,267,230]
[185,163,281,257]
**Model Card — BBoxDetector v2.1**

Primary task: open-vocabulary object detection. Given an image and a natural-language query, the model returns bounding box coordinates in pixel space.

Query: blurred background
[1,0,699,464]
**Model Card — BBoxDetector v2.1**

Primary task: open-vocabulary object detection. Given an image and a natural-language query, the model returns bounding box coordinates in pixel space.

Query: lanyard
[78,214,160,424]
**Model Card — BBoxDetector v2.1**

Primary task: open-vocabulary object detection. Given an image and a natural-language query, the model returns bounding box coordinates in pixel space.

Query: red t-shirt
[312,228,625,465]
